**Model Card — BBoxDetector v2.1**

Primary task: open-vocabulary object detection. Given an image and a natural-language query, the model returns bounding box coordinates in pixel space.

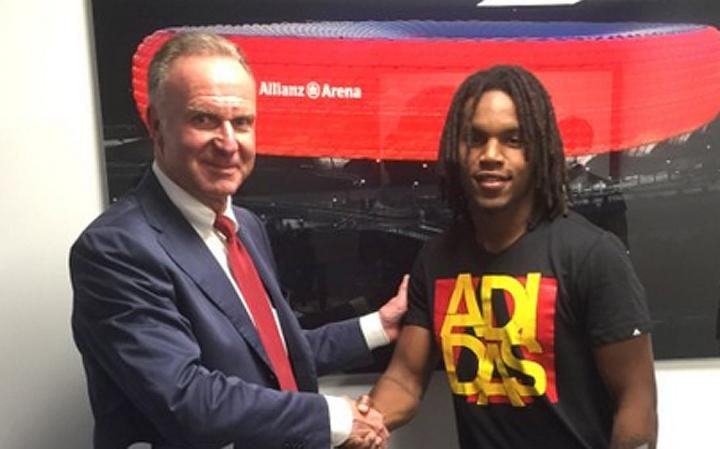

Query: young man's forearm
[370,373,424,430]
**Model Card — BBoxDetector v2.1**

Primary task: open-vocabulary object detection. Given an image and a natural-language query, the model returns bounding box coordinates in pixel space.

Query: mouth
[204,162,239,175]
[473,172,511,191]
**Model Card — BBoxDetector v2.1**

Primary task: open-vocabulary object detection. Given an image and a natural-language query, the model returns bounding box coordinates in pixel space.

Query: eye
[503,131,523,148]
[232,116,255,132]
[506,136,521,148]
[190,113,220,129]
[468,129,488,147]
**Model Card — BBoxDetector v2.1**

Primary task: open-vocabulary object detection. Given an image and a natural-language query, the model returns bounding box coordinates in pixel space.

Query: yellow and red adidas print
[434,273,558,406]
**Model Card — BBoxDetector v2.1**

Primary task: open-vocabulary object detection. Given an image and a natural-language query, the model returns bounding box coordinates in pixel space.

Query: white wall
[654,358,720,448]
[0,0,102,448]
[0,1,718,448]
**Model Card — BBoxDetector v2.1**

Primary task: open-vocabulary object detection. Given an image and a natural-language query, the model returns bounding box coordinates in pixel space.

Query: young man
[364,65,657,449]
[70,32,404,449]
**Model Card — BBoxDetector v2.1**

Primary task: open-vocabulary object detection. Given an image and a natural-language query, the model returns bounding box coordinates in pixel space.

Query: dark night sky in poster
[92,0,720,361]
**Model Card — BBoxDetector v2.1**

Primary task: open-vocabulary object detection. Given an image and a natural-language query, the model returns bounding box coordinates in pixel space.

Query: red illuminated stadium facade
[131,22,720,160]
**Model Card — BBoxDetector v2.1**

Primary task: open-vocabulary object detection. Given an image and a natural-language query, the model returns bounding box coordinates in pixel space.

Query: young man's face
[458,89,534,218]
[149,54,257,213]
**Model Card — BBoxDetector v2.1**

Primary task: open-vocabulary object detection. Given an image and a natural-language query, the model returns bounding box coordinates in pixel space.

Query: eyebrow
[467,124,520,135]
[186,106,255,120]
[186,106,217,115]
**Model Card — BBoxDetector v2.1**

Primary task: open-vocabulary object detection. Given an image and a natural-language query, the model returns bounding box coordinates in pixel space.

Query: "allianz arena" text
[259,80,363,100]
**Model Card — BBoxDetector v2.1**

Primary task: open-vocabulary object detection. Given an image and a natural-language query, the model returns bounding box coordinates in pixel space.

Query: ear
[147,105,164,153]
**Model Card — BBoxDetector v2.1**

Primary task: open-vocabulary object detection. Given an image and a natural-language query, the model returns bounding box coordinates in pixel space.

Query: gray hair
[147,31,251,106]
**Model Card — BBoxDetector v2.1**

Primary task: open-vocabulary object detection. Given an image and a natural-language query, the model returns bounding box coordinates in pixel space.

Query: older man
[71,32,403,449]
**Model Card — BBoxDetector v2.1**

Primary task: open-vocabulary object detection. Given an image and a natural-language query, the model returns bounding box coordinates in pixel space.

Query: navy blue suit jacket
[70,172,373,449]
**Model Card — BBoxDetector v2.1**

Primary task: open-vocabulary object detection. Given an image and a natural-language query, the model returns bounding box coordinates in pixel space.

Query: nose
[478,138,503,165]
[213,121,239,153]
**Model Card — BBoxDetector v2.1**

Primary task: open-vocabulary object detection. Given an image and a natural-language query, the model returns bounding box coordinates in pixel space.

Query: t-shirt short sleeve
[576,231,654,345]
[405,246,433,330]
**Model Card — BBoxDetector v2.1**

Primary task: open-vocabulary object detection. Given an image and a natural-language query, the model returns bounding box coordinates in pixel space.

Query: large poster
[93,0,720,360]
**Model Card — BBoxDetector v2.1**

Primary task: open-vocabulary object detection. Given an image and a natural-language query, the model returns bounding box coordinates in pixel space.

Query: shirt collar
[152,162,237,234]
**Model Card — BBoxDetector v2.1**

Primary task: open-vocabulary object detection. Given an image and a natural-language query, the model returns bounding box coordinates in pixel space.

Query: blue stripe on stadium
[176,21,705,41]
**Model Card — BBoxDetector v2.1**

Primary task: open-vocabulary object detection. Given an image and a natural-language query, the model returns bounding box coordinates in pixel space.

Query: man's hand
[341,398,389,449]
[378,274,409,342]
[356,394,372,414]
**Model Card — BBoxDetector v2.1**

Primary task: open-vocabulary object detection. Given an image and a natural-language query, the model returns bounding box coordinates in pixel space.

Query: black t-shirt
[406,212,653,449]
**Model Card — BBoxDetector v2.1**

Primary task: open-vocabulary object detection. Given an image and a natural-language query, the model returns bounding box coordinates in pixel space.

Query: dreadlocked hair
[437,65,569,230]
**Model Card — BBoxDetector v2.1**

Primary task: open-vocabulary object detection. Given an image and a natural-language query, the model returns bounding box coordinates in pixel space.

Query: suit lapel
[136,172,273,372]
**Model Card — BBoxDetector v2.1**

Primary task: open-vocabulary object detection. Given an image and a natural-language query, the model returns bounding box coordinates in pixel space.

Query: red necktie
[214,214,298,391]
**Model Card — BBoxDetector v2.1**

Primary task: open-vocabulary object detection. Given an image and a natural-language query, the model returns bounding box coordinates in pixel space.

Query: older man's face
[149,54,256,212]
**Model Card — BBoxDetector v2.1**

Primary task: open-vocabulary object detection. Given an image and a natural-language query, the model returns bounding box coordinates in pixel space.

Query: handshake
[341,394,389,449]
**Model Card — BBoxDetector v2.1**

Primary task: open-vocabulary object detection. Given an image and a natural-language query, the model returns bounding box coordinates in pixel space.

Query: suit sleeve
[302,319,373,375]
[70,227,331,449]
